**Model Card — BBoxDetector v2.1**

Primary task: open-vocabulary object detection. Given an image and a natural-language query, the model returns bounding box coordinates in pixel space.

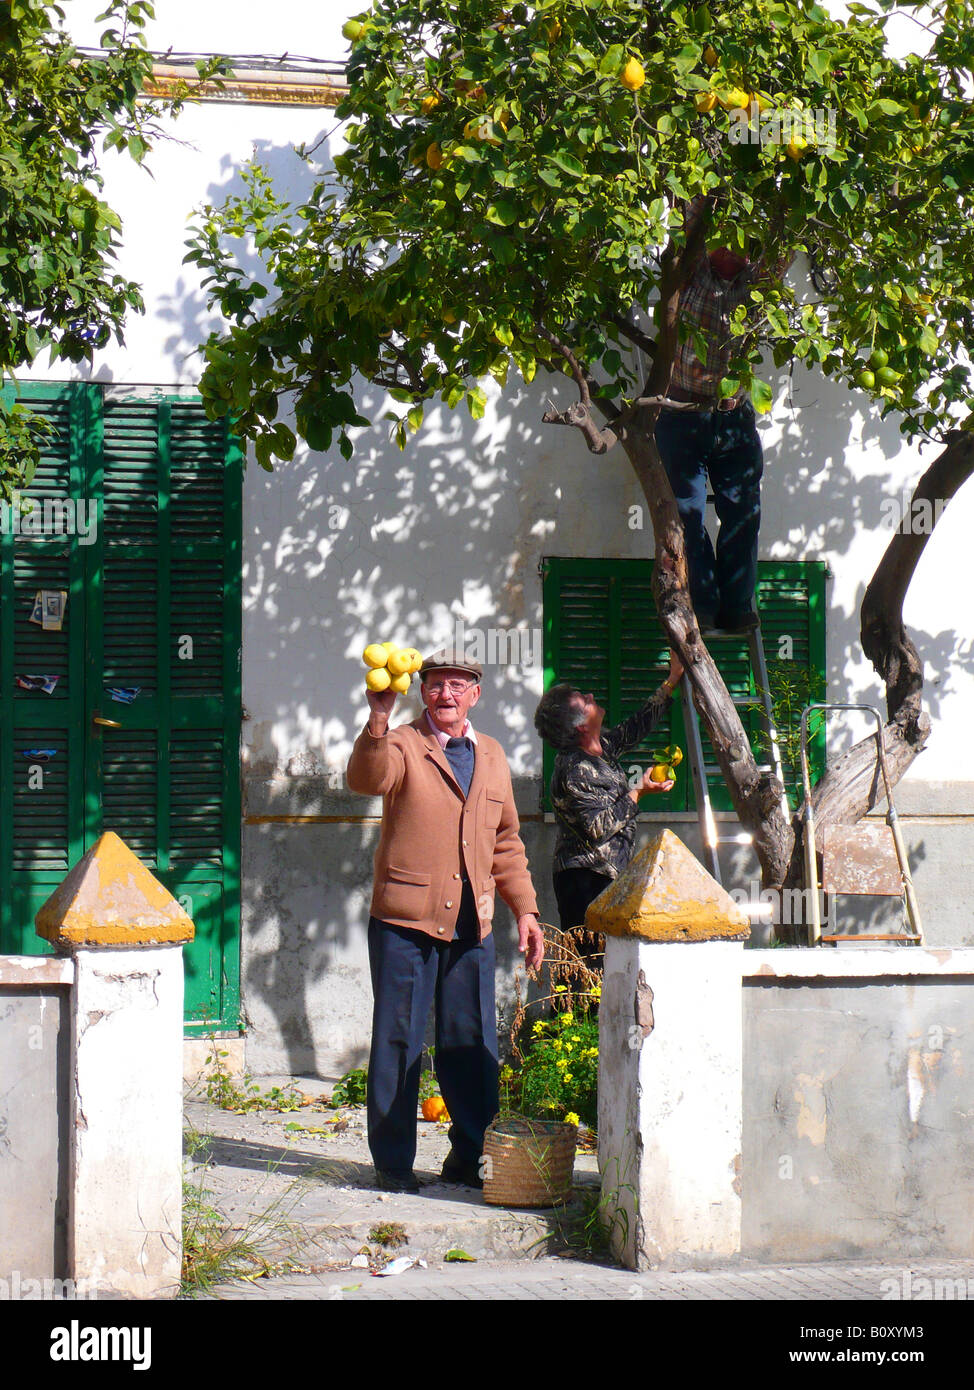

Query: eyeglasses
[424,678,477,695]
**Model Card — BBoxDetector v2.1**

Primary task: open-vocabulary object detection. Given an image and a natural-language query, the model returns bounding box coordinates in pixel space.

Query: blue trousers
[654,400,763,622]
[366,886,499,1173]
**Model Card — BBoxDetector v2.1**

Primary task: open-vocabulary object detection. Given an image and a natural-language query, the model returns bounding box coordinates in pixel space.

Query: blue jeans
[654,401,763,622]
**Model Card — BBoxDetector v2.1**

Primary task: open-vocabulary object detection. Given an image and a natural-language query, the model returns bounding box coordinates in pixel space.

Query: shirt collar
[425,709,478,748]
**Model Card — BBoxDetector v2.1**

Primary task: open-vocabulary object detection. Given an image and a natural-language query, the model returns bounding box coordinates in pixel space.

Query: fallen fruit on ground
[422,1096,449,1122]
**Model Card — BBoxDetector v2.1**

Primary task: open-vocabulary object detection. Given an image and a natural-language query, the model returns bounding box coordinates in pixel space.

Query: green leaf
[486,200,518,226]
[467,386,487,420]
[918,326,939,355]
[548,151,585,179]
[444,1248,476,1262]
[749,377,774,414]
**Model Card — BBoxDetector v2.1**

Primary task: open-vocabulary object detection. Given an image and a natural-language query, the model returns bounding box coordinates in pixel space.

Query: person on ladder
[654,207,791,636]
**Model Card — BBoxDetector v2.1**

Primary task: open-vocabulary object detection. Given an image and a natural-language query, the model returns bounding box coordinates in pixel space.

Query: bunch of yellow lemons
[362,641,424,694]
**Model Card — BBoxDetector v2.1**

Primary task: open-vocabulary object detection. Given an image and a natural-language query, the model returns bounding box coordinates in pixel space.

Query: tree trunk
[780,427,974,890]
[622,424,794,885]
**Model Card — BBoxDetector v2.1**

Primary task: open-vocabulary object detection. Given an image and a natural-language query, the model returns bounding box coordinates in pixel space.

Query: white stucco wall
[35,0,971,791]
[19,0,965,1067]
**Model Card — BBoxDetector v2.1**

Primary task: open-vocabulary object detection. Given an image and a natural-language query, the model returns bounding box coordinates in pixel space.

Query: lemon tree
[0,1,224,499]
[187,0,974,892]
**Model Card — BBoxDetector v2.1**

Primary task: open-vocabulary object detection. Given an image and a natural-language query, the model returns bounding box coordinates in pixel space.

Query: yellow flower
[559,1011,574,1026]
[563,1073,573,1083]
[564,1111,580,1126]
[500,1064,514,1080]
[583,1047,598,1059]
[553,984,567,993]
[590,984,602,999]
[552,1038,563,1051]
[556,1057,568,1069]
[532,1021,546,1036]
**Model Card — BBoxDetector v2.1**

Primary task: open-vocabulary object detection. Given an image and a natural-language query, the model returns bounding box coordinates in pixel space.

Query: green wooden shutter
[1,384,241,1031]
[0,385,87,952]
[541,557,827,813]
[88,393,241,1031]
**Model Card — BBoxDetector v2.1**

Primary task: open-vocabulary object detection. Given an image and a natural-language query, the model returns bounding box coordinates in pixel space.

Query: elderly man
[347,646,545,1194]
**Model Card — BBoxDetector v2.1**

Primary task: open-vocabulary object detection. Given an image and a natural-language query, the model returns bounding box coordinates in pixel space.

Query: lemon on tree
[695,91,718,113]
[620,57,646,92]
[719,87,751,111]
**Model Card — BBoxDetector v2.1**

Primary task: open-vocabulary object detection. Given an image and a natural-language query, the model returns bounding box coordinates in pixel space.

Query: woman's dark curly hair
[533,683,586,753]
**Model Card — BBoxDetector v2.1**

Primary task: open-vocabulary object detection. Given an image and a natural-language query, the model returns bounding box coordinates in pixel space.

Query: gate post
[36,831,194,1298]
[589,829,749,1270]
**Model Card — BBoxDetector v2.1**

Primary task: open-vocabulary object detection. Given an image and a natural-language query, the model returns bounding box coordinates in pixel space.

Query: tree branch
[789,425,974,876]
[608,311,657,357]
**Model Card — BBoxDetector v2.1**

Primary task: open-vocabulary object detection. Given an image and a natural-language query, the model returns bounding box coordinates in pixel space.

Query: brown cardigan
[346,716,539,941]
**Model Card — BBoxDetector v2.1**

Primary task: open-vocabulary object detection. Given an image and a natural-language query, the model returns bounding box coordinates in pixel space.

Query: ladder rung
[820,934,923,944]
[715,832,754,845]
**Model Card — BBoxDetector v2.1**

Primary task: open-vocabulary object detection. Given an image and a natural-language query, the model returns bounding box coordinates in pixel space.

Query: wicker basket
[482,1117,577,1208]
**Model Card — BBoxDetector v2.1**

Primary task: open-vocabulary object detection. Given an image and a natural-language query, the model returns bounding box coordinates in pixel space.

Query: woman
[533,652,683,944]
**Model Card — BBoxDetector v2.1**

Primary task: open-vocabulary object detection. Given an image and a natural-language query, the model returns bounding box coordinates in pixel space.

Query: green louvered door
[541,557,827,813]
[0,384,242,1031]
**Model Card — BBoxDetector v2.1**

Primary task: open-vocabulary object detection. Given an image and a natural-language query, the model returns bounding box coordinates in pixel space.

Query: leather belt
[667,387,742,413]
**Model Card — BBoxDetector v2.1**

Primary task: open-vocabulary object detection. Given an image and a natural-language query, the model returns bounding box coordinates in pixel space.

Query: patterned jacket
[550,686,672,879]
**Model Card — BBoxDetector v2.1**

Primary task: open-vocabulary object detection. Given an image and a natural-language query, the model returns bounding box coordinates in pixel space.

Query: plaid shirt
[671,254,757,401]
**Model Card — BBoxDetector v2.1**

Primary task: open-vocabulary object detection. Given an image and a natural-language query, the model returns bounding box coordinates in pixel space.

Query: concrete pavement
[184,1080,974,1305]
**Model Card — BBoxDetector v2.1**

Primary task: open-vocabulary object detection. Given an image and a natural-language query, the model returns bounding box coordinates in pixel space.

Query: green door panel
[541,557,827,814]
[0,383,241,1032]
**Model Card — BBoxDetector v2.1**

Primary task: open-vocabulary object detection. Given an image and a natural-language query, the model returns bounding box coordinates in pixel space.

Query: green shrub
[506,1008,599,1129]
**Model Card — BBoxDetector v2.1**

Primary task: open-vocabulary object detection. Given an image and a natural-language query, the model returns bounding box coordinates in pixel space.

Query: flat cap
[418,646,483,681]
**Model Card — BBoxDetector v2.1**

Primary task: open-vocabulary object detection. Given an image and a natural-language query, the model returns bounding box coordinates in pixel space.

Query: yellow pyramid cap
[585,829,749,942]
[35,831,195,947]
